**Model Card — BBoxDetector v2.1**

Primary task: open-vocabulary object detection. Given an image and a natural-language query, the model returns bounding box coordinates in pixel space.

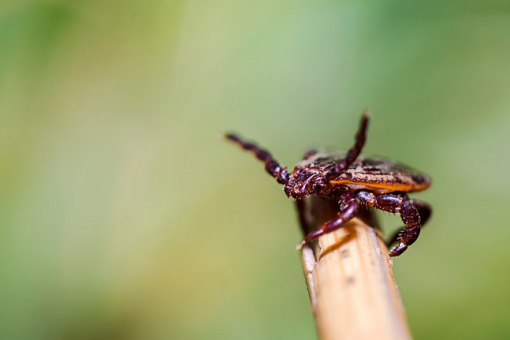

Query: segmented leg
[329,110,370,177]
[356,191,429,257]
[297,192,359,248]
[302,148,317,160]
[386,199,432,247]
[225,134,289,184]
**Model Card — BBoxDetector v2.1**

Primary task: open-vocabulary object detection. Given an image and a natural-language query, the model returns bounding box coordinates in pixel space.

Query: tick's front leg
[297,192,359,249]
[225,134,289,184]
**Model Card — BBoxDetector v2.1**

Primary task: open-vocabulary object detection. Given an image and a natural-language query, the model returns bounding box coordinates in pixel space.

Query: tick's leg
[385,228,404,249]
[386,199,432,247]
[297,192,359,249]
[328,110,370,177]
[302,148,317,160]
[389,200,421,256]
[411,199,432,226]
[356,191,427,256]
[225,134,289,184]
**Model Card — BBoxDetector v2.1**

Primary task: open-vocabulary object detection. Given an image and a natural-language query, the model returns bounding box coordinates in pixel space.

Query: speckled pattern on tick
[226,111,432,256]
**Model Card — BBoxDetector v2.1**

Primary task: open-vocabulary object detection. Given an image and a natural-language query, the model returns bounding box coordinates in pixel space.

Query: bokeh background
[1,1,510,339]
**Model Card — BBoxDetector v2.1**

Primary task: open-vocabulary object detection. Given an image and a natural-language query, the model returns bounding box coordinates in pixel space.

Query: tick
[225,111,431,256]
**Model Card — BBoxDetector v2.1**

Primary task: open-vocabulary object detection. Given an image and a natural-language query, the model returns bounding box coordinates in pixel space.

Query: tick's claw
[389,242,407,257]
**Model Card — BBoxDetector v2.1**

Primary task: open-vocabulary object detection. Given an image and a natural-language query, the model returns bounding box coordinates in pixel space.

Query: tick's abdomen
[331,170,430,193]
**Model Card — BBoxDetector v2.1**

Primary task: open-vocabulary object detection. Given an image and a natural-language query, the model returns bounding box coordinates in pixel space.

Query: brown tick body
[226,111,432,256]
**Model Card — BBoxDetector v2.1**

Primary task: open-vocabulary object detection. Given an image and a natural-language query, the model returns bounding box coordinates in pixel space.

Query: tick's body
[295,153,430,194]
[226,111,432,256]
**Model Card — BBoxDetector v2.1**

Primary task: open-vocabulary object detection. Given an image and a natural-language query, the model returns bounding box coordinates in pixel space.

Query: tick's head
[283,162,335,199]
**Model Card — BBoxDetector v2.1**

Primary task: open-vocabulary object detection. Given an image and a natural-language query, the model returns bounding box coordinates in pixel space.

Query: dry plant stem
[301,198,412,340]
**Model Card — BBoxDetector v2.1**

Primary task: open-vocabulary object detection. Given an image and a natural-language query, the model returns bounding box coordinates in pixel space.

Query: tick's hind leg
[412,199,432,226]
[388,197,426,257]
[297,192,359,249]
[386,199,432,247]
[357,192,429,256]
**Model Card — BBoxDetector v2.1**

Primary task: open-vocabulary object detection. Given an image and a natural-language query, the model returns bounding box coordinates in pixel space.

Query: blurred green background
[1,1,510,339]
